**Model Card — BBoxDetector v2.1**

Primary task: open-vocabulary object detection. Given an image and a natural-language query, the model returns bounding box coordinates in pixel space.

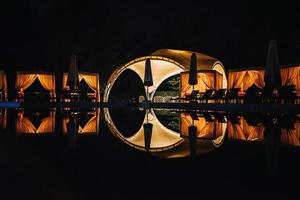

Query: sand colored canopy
[15,111,55,135]
[180,70,223,98]
[227,116,265,142]
[15,71,56,98]
[104,49,226,102]
[0,71,7,101]
[180,113,226,142]
[62,110,100,135]
[63,72,100,101]
[227,68,265,92]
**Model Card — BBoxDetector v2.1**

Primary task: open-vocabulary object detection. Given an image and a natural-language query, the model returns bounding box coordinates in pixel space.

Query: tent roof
[152,49,220,70]
[63,71,99,76]
[180,69,223,75]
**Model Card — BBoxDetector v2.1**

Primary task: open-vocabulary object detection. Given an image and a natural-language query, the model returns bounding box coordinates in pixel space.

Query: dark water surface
[0,108,300,199]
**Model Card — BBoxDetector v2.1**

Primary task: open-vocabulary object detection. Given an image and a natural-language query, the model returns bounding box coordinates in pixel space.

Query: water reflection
[62,110,100,135]
[15,110,55,135]
[104,108,226,158]
[0,108,7,129]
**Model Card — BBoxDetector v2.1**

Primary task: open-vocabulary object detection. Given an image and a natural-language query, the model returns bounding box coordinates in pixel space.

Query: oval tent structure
[104,49,227,102]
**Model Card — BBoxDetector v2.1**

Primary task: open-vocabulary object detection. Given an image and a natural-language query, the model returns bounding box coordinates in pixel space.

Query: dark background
[1,1,300,82]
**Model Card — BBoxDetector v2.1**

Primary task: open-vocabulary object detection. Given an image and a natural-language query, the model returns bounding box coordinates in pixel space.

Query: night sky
[1,1,300,79]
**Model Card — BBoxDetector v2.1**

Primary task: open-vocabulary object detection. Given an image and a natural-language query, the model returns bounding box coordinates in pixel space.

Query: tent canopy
[180,70,223,98]
[228,65,300,93]
[15,71,56,98]
[63,72,100,101]
[104,49,226,102]
[0,71,7,100]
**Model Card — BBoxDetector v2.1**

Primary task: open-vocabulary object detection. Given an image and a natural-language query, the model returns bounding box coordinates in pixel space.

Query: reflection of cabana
[0,71,7,101]
[104,49,226,102]
[16,111,55,135]
[228,66,300,94]
[280,121,300,146]
[15,71,56,101]
[0,108,7,129]
[62,72,100,101]
[227,116,265,142]
[180,70,223,98]
[62,110,100,135]
[180,113,226,140]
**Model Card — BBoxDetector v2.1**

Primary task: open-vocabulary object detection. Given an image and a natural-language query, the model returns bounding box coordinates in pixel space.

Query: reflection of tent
[180,70,223,98]
[180,113,226,140]
[62,110,100,135]
[62,72,100,101]
[0,108,7,129]
[15,71,56,100]
[280,121,300,146]
[228,66,300,94]
[15,111,55,134]
[0,71,7,101]
[227,116,265,141]
[104,49,227,102]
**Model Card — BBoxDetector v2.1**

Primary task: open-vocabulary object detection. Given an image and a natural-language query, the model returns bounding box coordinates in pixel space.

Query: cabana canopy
[15,71,56,98]
[16,111,55,135]
[180,70,223,98]
[63,72,100,101]
[62,110,100,135]
[0,71,7,101]
[228,65,300,94]
[104,49,226,102]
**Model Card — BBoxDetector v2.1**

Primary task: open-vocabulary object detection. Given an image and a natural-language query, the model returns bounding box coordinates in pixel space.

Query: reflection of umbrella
[188,125,197,157]
[189,53,197,85]
[67,55,79,91]
[144,58,153,101]
[264,40,281,89]
[143,123,153,152]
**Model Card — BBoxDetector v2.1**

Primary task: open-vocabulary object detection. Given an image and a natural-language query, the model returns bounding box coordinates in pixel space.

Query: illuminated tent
[104,108,226,158]
[180,70,223,98]
[0,108,7,129]
[62,110,100,135]
[0,71,7,101]
[227,116,265,142]
[227,68,265,92]
[104,49,226,102]
[15,71,56,100]
[15,111,56,135]
[280,121,300,147]
[228,65,300,93]
[180,113,226,140]
[62,72,100,101]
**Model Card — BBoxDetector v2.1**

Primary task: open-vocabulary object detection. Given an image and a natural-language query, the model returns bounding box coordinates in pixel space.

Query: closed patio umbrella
[189,53,198,85]
[264,40,281,89]
[144,58,153,101]
[67,55,79,91]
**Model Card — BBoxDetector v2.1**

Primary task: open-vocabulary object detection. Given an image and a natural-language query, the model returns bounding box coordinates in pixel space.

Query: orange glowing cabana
[15,111,56,135]
[180,70,223,98]
[280,121,300,147]
[227,116,265,142]
[62,110,100,135]
[104,49,227,102]
[180,113,226,140]
[227,65,300,94]
[227,68,265,92]
[0,71,7,101]
[62,72,100,101]
[15,71,56,101]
